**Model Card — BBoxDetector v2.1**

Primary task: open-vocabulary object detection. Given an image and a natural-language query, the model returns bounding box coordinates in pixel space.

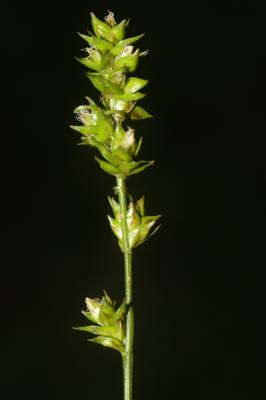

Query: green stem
[116,175,133,400]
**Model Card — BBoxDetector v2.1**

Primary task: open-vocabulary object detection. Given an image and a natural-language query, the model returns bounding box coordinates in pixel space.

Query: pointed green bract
[130,106,153,120]
[112,19,126,41]
[114,92,146,101]
[113,51,139,72]
[110,34,144,56]
[95,157,120,175]
[78,33,114,51]
[89,336,125,353]
[86,72,123,95]
[124,77,148,93]
[91,12,114,42]
[117,33,144,47]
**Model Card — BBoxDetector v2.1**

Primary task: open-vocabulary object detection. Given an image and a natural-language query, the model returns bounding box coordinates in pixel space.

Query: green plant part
[108,196,161,250]
[71,11,160,400]
[73,292,126,354]
[70,11,153,179]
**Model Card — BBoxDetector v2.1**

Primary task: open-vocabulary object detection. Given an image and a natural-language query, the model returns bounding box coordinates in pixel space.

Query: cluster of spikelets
[74,292,126,354]
[108,196,161,250]
[72,12,161,352]
[70,11,153,177]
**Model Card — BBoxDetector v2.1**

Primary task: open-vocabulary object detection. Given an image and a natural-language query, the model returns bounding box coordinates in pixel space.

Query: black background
[2,1,266,399]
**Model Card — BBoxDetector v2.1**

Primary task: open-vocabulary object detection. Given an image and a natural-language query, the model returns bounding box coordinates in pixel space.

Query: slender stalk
[116,175,134,400]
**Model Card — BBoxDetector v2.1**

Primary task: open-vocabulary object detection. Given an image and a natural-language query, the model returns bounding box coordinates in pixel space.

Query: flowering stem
[116,175,134,400]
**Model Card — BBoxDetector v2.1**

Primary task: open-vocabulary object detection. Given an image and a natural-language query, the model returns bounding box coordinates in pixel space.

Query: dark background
[2,1,266,399]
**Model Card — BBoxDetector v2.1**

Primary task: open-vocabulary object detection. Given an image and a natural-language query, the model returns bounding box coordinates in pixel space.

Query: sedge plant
[71,11,160,400]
